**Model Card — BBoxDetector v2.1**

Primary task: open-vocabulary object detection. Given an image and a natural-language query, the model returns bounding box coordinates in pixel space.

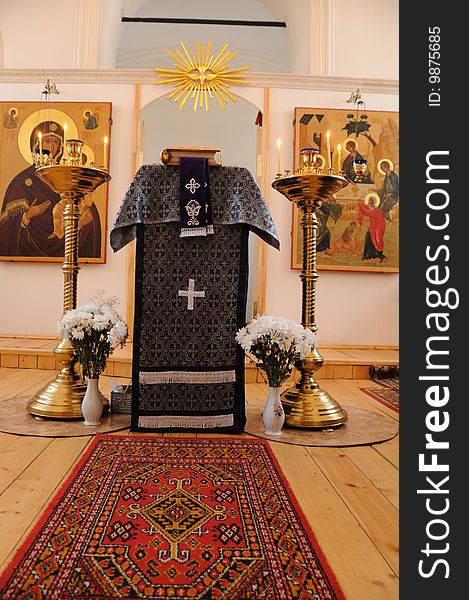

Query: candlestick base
[282,387,348,429]
[281,347,347,429]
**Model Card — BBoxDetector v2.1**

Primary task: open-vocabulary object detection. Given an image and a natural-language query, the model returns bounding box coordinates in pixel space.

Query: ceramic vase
[82,377,103,426]
[262,386,285,436]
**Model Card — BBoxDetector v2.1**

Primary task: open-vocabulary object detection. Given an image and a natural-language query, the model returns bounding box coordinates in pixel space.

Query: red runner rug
[0,436,344,599]
[360,386,400,412]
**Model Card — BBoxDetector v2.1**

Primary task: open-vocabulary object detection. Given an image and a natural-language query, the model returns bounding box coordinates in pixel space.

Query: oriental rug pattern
[360,386,400,412]
[0,436,344,600]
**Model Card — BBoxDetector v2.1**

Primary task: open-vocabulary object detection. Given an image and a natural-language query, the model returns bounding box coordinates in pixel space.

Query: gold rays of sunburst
[154,41,249,112]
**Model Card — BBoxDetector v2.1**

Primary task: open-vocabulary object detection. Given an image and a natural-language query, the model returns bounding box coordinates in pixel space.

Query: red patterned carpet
[360,386,400,412]
[0,435,344,599]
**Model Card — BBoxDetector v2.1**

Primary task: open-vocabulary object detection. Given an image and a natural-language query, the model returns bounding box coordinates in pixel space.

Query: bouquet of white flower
[57,290,128,379]
[236,315,316,387]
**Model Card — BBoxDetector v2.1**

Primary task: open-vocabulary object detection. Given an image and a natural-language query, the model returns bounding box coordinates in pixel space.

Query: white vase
[262,386,285,436]
[82,377,103,426]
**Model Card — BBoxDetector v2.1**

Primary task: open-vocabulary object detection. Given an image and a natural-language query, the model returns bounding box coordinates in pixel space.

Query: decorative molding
[0,68,399,94]
[327,0,335,76]
[115,46,286,74]
[75,0,101,69]
[310,0,332,76]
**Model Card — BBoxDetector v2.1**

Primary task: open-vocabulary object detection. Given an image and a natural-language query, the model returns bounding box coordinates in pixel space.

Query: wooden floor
[0,367,399,599]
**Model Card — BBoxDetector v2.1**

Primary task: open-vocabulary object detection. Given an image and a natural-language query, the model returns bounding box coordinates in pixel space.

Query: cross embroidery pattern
[178,278,206,310]
[185,178,201,194]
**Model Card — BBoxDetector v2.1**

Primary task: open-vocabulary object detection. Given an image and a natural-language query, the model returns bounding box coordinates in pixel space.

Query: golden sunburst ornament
[154,41,249,112]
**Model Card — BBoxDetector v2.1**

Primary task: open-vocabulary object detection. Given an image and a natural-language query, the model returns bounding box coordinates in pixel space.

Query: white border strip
[139,370,236,384]
[138,414,234,428]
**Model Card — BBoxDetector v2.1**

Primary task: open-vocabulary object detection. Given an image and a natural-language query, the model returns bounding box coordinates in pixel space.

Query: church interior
[0,1,399,598]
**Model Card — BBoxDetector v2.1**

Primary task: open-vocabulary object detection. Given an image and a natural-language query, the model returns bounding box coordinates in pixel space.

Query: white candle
[326,130,331,170]
[276,139,281,173]
[103,136,108,169]
[337,144,342,172]
[38,131,42,156]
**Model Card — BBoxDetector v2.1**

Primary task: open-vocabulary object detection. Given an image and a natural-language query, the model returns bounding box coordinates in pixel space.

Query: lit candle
[103,136,108,169]
[337,143,342,172]
[38,131,42,156]
[326,130,331,170]
[276,139,281,173]
[63,123,68,159]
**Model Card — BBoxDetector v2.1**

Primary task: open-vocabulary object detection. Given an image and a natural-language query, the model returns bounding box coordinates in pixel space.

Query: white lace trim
[180,226,208,237]
[139,370,236,384]
[138,414,234,428]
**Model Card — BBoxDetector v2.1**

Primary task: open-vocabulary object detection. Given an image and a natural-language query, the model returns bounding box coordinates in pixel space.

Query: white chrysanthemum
[72,328,85,340]
[57,291,128,378]
[236,315,316,387]
[92,314,110,331]
[108,320,128,345]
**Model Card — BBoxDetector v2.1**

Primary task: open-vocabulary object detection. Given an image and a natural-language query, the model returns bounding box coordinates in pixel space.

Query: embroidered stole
[179,157,214,237]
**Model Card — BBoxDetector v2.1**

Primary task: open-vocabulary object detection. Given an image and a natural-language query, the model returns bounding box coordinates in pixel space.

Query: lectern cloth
[110,165,279,433]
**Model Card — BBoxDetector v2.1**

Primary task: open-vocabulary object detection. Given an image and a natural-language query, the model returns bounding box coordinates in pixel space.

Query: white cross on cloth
[185,178,201,194]
[178,278,205,310]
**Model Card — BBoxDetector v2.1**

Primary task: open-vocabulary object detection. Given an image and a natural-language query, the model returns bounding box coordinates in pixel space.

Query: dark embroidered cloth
[179,157,214,237]
[110,164,279,433]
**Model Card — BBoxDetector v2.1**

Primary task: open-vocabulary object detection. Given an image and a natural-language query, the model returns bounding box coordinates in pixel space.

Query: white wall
[0,1,80,69]
[331,0,399,80]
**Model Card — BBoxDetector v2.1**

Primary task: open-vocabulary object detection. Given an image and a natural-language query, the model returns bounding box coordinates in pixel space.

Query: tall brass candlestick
[27,140,110,419]
[272,149,348,428]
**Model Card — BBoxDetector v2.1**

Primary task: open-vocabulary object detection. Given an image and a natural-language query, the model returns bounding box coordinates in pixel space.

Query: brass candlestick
[27,140,110,419]
[272,149,348,428]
